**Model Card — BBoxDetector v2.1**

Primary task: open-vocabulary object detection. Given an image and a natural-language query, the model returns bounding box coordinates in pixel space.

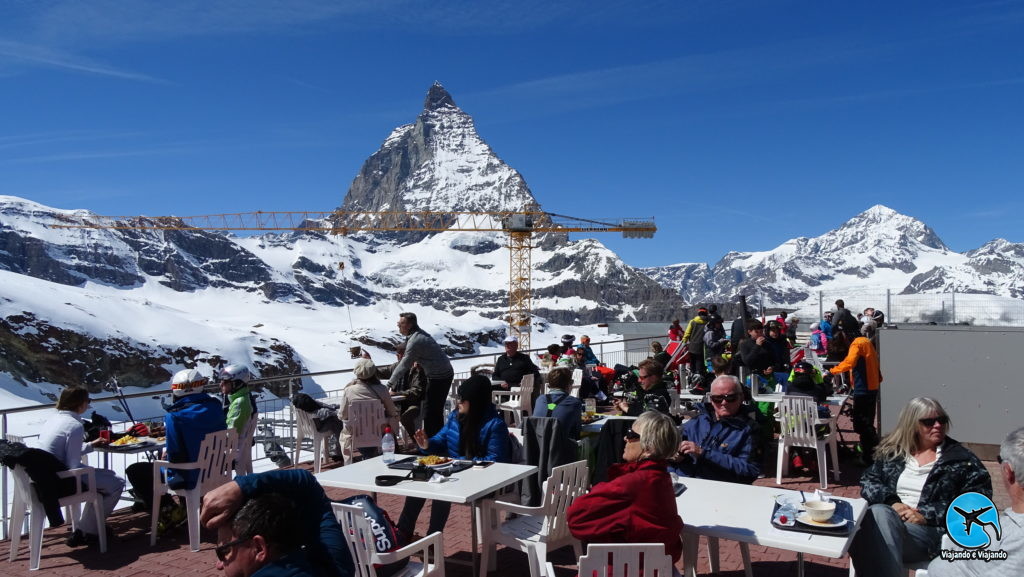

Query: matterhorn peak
[424,81,458,111]
[339,83,539,228]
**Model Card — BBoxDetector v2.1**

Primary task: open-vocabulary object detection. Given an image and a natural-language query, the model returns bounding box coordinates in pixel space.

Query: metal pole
[952,289,957,325]
[2,412,7,540]
[819,291,823,321]
[886,289,891,323]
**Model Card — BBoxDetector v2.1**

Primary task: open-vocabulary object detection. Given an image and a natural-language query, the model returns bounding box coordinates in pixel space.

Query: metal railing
[0,334,662,539]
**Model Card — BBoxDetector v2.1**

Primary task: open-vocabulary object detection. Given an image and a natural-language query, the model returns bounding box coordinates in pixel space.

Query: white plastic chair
[341,399,387,465]
[149,429,237,551]
[234,416,258,476]
[776,395,839,489]
[570,369,583,398]
[480,459,589,577]
[294,400,337,474]
[497,373,535,427]
[8,464,108,570]
[332,501,445,577]
[576,543,674,577]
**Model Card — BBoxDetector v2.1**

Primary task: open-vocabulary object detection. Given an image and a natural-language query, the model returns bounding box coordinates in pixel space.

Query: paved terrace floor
[0,414,1010,577]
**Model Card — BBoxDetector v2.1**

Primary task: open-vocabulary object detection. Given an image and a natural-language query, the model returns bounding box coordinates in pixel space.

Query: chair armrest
[57,466,96,494]
[492,390,514,401]
[378,530,444,564]
[484,498,543,517]
[152,459,202,471]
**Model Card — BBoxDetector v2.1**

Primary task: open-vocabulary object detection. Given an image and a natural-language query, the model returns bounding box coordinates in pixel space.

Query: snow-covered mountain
[642,205,1024,320]
[0,83,685,401]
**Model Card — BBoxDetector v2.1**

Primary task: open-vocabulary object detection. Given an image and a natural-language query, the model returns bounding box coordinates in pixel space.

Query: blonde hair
[874,397,950,461]
[636,411,680,460]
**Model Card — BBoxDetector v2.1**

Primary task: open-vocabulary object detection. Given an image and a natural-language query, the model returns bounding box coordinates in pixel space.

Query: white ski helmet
[171,369,208,397]
[219,364,252,387]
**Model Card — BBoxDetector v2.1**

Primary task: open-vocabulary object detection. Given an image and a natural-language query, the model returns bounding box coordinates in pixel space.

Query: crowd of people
[22,302,1023,577]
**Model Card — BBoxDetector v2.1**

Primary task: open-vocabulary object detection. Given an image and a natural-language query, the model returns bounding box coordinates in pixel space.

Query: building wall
[879,325,1024,455]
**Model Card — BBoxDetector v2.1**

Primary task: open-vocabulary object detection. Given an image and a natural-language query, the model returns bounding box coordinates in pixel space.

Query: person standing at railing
[387,312,454,437]
[37,386,125,547]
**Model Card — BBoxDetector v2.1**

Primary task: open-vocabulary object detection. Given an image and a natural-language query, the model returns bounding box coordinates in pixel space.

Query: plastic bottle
[381,425,396,464]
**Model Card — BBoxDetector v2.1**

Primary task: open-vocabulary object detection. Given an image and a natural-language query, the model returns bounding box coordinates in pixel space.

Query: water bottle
[381,426,396,464]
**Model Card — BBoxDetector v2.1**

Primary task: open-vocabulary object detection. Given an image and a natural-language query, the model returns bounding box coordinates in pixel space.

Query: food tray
[770,499,854,536]
[386,456,474,474]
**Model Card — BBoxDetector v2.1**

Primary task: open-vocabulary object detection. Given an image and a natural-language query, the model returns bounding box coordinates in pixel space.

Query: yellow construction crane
[50,208,655,349]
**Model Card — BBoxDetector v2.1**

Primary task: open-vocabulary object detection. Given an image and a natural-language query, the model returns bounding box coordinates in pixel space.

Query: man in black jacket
[833,299,861,340]
[492,336,541,390]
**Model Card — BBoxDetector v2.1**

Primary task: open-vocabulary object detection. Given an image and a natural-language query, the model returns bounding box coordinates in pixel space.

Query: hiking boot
[66,529,88,547]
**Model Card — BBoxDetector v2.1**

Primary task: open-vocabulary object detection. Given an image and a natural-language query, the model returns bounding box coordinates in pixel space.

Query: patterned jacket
[859,437,992,529]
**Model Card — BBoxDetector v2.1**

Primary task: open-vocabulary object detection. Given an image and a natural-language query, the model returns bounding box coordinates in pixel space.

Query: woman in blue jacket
[396,374,511,538]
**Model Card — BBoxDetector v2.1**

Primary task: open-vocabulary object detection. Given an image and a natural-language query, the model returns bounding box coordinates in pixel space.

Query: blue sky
[2,1,1022,267]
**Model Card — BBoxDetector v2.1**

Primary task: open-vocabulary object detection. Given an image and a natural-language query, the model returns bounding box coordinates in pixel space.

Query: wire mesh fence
[757,289,1024,327]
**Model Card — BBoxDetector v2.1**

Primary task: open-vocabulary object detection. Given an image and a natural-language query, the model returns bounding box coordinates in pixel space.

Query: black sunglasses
[624,428,641,441]
[710,394,740,404]
[919,415,950,427]
[215,535,252,562]
[997,455,1003,465]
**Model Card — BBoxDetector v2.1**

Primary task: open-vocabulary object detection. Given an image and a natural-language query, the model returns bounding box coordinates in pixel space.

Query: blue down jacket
[423,406,511,462]
[671,402,761,484]
[164,392,225,490]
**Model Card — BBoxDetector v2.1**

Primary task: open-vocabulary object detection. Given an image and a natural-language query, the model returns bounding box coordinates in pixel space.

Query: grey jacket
[387,329,454,386]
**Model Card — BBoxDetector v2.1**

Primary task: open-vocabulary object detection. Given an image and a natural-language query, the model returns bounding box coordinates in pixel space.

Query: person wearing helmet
[126,369,225,532]
[219,364,256,435]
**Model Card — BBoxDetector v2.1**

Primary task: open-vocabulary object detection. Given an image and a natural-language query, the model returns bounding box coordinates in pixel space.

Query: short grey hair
[711,375,743,397]
[635,411,680,460]
[1000,426,1024,478]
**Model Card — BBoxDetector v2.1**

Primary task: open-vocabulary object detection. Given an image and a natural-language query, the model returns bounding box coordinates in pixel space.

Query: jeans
[397,497,452,538]
[852,391,879,462]
[849,503,942,577]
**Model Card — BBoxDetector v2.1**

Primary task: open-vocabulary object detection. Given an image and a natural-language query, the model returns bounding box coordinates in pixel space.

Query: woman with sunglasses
[850,397,992,577]
[567,411,684,564]
[396,374,511,539]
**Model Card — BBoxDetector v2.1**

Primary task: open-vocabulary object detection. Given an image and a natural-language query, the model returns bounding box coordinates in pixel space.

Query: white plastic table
[675,477,867,577]
[315,456,536,574]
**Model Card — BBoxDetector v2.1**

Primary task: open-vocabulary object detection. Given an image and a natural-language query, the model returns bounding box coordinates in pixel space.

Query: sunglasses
[918,415,950,427]
[624,429,641,442]
[710,394,740,404]
[997,455,1003,465]
[214,535,252,563]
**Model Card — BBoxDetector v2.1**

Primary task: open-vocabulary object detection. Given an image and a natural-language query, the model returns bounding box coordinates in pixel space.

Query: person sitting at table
[535,344,562,369]
[578,335,601,366]
[339,358,400,462]
[492,335,541,391]
[396,374,511,539]
[849,397,992,577]
[613,359,671,417]
[126,368,225,534]
[201,469,354,577]
[928,425,1024,577]
[37,386,125,547]
[567,410,684,564]
[649,341,671,368]
[532,368,583,441]
[376,342,425,447]
[669,375,761,484]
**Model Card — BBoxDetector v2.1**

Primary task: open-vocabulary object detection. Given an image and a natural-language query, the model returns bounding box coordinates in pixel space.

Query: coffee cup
[804,500,836,522]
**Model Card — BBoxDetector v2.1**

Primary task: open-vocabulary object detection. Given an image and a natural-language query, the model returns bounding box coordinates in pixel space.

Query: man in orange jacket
[829,321,882,465]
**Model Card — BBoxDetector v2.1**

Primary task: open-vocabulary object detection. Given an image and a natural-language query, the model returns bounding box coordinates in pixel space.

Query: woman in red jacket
[567,411,684,563]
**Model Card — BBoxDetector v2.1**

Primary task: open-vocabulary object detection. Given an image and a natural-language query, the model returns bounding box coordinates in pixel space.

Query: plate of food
[108,435,155,449]
[581,412,605,425]
[416,455,454,468]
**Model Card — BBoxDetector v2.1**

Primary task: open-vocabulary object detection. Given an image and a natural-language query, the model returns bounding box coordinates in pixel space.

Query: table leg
[682,533,699,577]
[472,500,480,577]
[797,552,805,577]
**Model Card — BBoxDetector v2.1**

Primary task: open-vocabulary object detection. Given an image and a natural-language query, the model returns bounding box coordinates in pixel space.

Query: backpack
[687,320,707,353]
[339,494,408,577]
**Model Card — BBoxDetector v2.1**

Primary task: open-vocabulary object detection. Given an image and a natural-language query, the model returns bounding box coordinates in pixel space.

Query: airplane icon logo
[946,493,1002,549]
